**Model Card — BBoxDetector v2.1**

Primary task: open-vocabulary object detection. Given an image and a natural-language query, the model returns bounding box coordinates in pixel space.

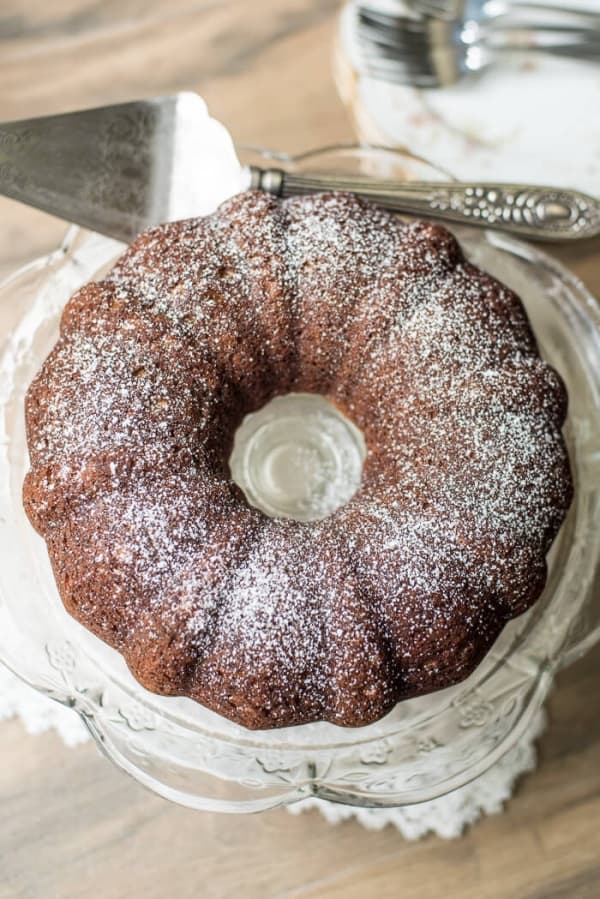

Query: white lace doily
[0,663,88,747]
[1,661,546,836]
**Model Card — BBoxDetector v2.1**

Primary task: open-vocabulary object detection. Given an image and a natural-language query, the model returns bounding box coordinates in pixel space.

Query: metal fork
[407,0,600,24]
[406,0,462,18]
[357,4,600,86]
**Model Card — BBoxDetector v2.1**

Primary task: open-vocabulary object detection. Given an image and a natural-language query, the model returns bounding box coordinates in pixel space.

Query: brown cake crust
[23,190,573,729]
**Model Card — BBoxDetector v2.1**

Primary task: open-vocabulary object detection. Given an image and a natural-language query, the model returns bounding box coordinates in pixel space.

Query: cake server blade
[0,93,244,243]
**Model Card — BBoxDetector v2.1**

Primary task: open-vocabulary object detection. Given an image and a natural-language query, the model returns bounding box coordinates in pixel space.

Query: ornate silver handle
[248,167,600,241]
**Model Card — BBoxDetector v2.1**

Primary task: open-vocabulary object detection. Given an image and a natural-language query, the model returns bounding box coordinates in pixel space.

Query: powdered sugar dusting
[23,190,572,729]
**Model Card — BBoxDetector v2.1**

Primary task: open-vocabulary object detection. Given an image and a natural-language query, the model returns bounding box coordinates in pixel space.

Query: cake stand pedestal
[1,655,546,839]
[288,710,546,839]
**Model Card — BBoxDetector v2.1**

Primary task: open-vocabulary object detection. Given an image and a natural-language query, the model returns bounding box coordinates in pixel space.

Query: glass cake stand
[0,145,599,813]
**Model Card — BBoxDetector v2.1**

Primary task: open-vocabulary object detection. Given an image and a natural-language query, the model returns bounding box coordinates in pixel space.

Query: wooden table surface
[1,3,599,897]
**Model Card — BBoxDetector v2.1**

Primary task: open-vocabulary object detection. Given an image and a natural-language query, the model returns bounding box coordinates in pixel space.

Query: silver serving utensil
[0,94,598,242]
[249,168,600,241]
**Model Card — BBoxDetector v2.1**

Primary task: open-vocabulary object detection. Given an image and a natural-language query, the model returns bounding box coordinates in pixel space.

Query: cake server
[0,93,598,242]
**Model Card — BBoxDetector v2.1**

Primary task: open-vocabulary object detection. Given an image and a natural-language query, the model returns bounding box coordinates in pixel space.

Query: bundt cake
[23,190,573,729]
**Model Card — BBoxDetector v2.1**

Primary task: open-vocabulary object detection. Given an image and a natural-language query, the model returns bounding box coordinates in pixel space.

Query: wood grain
[1,3,599,898]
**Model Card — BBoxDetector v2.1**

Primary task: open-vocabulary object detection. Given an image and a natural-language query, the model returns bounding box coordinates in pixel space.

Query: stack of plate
[335,0,600,195]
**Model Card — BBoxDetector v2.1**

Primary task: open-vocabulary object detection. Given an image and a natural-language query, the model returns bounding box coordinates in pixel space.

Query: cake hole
[229,393,366,522]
